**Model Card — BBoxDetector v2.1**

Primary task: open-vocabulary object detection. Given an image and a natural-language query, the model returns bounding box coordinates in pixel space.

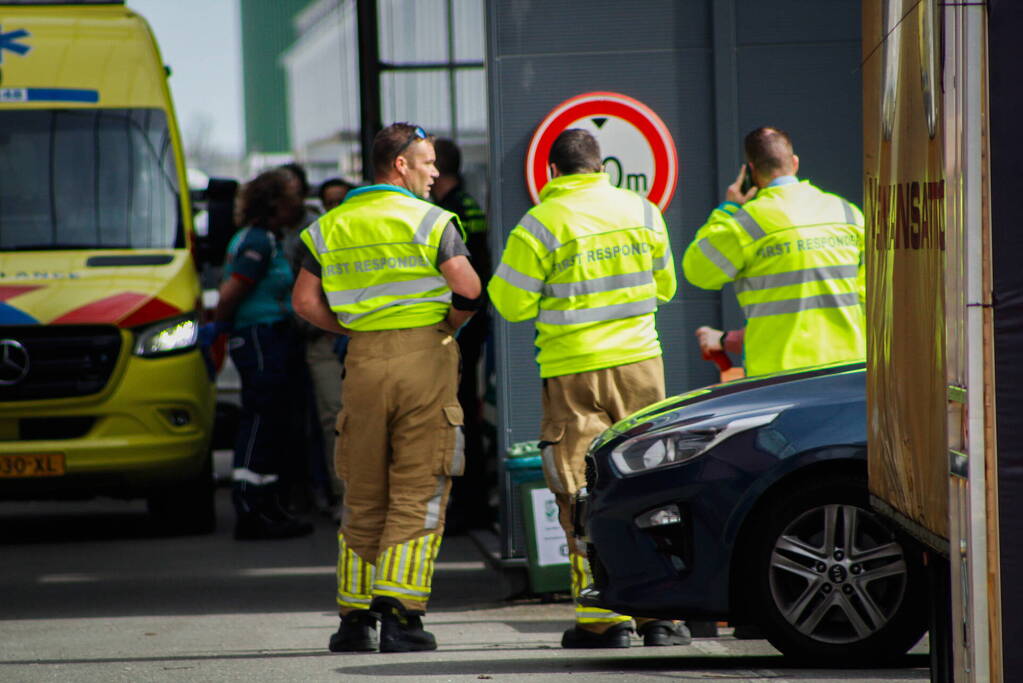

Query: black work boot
[373,598,437,652]
[637,620,692,646]
[232,485,314,540]
[328,610,378,652]
[560,621,632,649]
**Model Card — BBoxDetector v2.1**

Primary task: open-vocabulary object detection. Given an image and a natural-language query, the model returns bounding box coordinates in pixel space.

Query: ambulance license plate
[0,454,65,478]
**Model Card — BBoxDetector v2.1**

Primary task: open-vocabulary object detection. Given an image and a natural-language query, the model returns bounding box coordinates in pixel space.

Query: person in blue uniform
[209,168,314,540]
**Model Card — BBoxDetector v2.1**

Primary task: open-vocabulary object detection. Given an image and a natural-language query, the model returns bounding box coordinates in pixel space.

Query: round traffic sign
[525,91,679,210]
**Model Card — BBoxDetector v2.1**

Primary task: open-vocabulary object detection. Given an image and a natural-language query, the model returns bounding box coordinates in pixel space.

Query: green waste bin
[504,441,570,594]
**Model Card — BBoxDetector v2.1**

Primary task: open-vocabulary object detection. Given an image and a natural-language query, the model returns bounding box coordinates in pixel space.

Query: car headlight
[609,410,781,475]
[134,315,199,357]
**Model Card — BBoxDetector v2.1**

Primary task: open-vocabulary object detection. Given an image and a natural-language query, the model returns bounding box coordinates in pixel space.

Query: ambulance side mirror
[195,177,239,268]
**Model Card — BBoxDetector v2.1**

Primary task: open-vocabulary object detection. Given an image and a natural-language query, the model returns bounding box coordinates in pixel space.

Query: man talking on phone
[682,126,866,376]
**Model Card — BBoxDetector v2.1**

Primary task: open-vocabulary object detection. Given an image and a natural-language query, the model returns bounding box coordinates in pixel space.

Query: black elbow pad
[452,291,485,311]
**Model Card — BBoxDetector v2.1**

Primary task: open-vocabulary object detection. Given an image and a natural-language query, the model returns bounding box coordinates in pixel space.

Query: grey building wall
[486,0,862,451]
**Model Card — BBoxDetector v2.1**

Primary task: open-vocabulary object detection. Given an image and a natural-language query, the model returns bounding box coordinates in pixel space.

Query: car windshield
[0,108,182,250]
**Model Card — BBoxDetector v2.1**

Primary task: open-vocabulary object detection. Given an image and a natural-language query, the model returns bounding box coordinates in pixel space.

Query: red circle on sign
[525,92,679,210]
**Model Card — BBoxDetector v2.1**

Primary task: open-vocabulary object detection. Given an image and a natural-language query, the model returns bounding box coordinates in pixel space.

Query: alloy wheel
[768,503,908,644]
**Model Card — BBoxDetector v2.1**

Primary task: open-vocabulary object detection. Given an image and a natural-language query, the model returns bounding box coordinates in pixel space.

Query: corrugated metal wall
[486,0,862,454]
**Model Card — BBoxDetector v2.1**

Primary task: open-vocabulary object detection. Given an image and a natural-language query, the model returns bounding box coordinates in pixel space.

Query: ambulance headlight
[134,315,199,357]
[609,410,781,476]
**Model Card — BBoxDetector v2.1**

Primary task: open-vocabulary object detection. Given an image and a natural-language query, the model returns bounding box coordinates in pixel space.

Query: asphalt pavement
[0,488,930,682]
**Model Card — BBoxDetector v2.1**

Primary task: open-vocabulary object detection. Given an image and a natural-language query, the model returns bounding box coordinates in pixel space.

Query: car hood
[597,361,866,448]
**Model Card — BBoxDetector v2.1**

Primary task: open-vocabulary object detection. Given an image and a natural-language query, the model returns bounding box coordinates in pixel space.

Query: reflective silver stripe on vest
[325,276,448,306]
[742,292,861,319]
[642,197,654,230]
[337,293,452,325]
[538,298,657,325]
[519,213,562,252]
[652,251,671,270]
[841,199,855,225]
[732,208,767,241]
[734,264,859,295]
[544,270,653,298]
[698,239,738,278]
[495,262,544,293]
[305,219,328,255]
[414,205,446,245]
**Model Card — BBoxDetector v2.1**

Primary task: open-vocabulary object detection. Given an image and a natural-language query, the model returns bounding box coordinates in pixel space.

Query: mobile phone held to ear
[740,163,756,194]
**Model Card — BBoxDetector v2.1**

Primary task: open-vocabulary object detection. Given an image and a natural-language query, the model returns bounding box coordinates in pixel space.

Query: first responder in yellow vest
[683,126,866,376]
[489,129,690,649]
[292,122,483,654]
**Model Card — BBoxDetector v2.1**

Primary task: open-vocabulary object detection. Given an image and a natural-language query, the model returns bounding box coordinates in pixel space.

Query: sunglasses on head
[396,126,428,155]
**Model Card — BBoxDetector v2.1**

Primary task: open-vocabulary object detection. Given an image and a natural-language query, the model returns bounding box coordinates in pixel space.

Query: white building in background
[281,0,488,203]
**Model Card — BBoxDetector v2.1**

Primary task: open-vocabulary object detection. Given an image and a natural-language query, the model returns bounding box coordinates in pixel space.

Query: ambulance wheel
[148,452,216,535]
[743,474,927,664]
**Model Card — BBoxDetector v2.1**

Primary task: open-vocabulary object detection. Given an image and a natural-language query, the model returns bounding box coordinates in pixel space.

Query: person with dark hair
[280,162,310,200]
[319,177,354,212]
[683,126,865,376]
[205,168,314,540]
[488,129,688,649]
[430,138,492,533]
[292,122,482,653]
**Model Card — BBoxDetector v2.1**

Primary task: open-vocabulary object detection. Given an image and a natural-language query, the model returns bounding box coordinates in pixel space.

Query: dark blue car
[576,361,927,664]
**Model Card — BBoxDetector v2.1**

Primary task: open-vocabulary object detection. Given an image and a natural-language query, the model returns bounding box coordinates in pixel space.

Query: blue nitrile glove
[198,320,232,348]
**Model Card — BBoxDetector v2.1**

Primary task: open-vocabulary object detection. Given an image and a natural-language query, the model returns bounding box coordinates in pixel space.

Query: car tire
[742,473,927,664]
[147,452,217,535]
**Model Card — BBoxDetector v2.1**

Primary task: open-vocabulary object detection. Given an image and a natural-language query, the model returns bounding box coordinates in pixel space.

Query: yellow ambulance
[0,0,216,532]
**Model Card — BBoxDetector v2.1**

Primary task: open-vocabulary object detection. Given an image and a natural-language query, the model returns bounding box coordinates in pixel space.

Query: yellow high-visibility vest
[488,173,676,378]
[682,179,865,376]
[301,185,460,331]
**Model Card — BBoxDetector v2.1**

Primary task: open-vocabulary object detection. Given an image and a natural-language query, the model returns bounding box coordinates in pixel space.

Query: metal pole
[963,2,992,679]
[446,0,458,139]
[356,0,381,182]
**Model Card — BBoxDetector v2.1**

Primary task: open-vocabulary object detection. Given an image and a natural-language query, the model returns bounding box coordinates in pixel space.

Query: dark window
[0,108,182,250]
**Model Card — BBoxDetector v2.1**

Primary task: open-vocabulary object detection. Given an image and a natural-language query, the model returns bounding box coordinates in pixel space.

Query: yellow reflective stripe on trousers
[373,533,442,602]
[570,553,630,625]
[337,532,375,610]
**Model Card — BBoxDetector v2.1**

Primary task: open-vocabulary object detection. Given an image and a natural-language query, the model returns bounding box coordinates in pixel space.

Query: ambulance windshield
[0,108,182,250]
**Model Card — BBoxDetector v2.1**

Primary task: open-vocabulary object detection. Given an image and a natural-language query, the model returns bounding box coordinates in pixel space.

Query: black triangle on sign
[592,117,608,129]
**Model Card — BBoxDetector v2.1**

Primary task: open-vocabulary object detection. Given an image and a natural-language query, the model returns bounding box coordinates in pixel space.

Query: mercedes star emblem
[0,339,30,386]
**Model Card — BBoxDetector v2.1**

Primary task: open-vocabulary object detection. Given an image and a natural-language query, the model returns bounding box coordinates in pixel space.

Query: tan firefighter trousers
[334,322,464,614]
[540,356,665,631]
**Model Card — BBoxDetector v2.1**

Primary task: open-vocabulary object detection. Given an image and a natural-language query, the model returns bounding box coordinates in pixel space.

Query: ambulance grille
[0,326,123,401]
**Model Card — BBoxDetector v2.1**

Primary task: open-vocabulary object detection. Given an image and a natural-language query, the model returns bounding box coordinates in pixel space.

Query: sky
[127,0,244,159]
